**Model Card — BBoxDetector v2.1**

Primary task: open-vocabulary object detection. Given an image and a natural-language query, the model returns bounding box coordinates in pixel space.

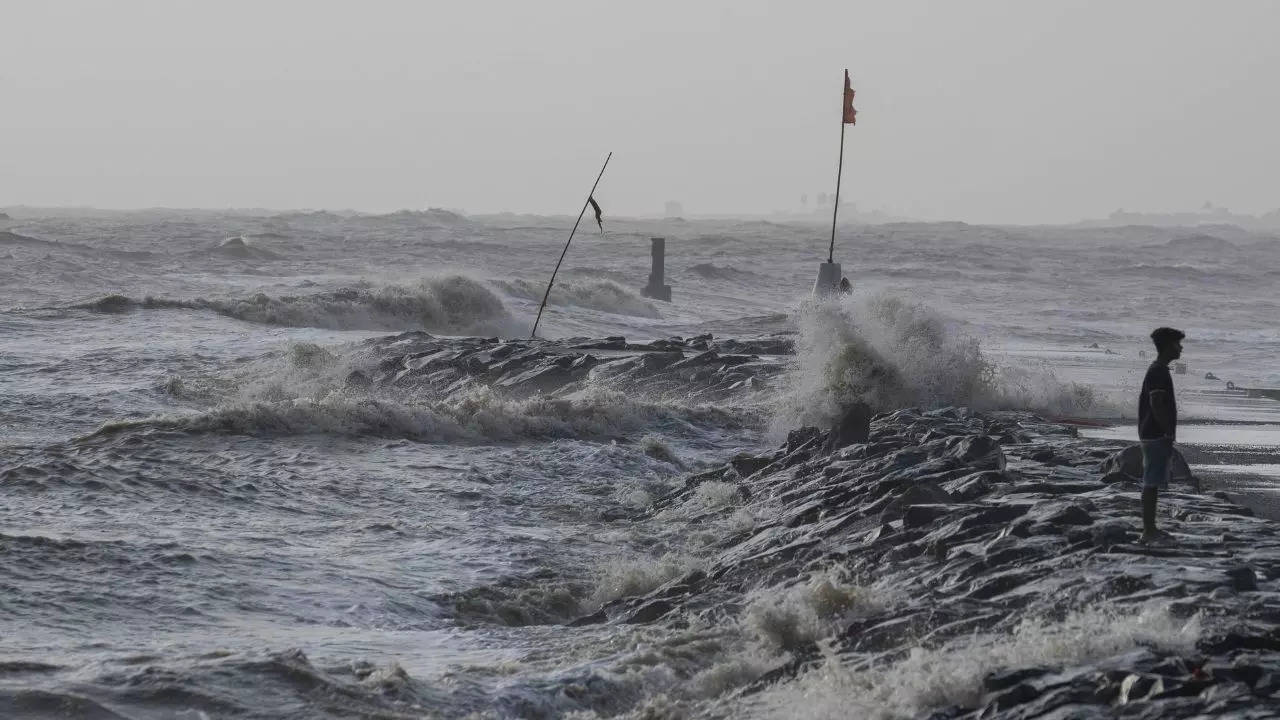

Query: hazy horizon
[3,0,1278,224]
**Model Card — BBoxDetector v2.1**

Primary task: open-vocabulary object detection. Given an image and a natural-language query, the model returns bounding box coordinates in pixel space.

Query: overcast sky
[2,0,1277,223]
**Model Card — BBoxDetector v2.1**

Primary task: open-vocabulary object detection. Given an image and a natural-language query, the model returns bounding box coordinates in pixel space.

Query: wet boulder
[942,434,1006,471]
[1100,444,1195,482]
[824,402,873,453]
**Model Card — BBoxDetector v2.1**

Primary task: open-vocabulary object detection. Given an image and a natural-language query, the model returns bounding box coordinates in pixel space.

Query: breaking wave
[494,278,660,318]
[773,294,1106,433]
[73,275,520,335]
[201,236,282,261]
[85,385,739,444]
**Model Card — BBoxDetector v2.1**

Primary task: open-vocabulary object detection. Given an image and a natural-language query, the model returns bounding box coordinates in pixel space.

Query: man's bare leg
[1142,487,1158,535]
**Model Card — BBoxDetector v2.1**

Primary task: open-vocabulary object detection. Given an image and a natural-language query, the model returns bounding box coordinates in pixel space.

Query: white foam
[590,552,700,607]
[742,571,895,653]
[640,435,683,467]
[692,481,743,510]
[748,603,1201,719]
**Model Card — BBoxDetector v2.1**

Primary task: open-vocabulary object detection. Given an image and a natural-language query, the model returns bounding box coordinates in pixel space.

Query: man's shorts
[1141,437,1173,490]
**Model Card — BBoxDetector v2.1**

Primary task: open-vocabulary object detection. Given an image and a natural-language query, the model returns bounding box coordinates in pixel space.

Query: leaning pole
[530,153,612,339]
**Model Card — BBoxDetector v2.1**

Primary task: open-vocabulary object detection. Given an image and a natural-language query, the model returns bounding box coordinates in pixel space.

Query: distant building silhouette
[664,201,684,218]
[1101,203,1280,229]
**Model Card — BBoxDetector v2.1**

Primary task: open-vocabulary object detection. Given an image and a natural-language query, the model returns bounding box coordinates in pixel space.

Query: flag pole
[828,72,847,264]
[530,152,612,339]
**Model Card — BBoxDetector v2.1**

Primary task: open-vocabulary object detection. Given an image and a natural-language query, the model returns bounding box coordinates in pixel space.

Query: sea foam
[751,603,1200,720]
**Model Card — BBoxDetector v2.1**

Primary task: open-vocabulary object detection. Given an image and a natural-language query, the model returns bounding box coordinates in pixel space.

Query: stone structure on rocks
[640,237,672,302]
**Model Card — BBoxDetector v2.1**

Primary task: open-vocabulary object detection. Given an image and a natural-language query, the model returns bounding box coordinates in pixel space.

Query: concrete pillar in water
[641,237,673,302]
[812,262,842,297]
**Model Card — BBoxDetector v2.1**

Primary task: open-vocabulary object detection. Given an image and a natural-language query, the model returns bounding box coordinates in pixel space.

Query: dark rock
[1044,504,1094,526]
[958,504,1032,530]
[636,351,685,371]
[945,434,1006,471]
[570,336,627,350]
[1101,445,1144,478]
[985,681,1041,710]
[669,350,719,370]
[942,471,1003,501]
[966,569,1035,600]
[1225,566,1258,592]
[1101,443,1195,481]
[825,402,873,453]
[566,609,608,626]
[623,599,675,624]
[881,483,953,521]
[786,427,822,454]
[903,504,945,529]
[1118,673,1163,703]
[1090,520,1133,547]
[1198,680,1255,704]
[1254,672,1280,696]
[926,538,949,562]
[1028,446,1057,462]
[729,453,773,479]
[1199,629,1280,655]
[1204,662,1265,688]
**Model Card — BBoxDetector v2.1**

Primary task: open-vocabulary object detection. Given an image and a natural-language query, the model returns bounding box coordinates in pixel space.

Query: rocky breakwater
[576,408,1280,718]
[354,332,794,403]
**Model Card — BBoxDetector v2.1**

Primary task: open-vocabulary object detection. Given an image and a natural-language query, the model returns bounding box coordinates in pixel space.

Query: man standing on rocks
[1139,327,1184,544]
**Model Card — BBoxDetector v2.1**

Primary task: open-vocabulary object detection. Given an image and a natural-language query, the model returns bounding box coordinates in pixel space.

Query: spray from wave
[74,275,520,335]
[772,294,1106,434]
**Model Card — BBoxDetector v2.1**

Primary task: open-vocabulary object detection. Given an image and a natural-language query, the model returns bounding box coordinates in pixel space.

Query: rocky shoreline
[315,333,1280,716]
[568,406,1280,718]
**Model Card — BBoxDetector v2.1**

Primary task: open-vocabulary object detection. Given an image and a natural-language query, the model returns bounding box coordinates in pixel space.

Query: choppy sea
[2,209,1278,718]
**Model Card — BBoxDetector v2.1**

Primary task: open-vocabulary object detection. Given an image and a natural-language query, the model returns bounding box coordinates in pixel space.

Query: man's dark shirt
[1138,362,1176,440]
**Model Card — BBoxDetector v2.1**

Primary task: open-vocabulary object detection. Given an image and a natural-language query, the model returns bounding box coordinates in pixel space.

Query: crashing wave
[84,385,738,444]
[772,293,1107,434]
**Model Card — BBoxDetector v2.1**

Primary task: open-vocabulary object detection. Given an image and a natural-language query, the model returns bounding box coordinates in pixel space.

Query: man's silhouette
[1138,327,1184,544]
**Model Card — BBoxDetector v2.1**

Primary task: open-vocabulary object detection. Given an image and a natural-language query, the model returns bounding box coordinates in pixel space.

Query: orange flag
[843,70,857,125]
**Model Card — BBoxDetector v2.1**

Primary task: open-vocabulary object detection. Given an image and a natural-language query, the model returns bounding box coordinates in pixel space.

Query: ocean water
[2,209,1279,718]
